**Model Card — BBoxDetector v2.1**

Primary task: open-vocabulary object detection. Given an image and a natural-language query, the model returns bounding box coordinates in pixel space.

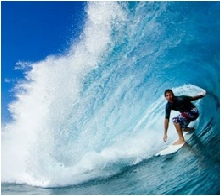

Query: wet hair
[164,89,174,97]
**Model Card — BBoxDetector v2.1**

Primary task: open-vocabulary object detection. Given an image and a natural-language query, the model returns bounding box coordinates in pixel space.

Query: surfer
[163,89,206,145]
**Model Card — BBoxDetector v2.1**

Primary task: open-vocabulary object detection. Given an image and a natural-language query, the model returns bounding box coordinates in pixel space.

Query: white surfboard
[155,143,184,156]
[155,126,195,156]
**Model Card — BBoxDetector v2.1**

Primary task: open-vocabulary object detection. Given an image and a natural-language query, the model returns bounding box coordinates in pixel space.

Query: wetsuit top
[165,95,195,119]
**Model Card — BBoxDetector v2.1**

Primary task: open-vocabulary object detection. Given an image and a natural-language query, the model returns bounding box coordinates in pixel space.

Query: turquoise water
[2,2,220,194]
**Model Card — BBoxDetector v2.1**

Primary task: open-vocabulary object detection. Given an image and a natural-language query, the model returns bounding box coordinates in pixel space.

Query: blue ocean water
[2,1,220,195]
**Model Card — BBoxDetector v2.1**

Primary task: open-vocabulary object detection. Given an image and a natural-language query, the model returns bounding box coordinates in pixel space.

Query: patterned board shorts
[172,108,199,128]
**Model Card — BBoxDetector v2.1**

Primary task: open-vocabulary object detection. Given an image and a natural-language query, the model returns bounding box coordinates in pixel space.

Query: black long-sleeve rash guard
[165,95,195,120]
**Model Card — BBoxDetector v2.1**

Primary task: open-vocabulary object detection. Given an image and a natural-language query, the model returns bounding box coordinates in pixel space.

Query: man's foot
[173,140,185,145]
[182,127,194,132]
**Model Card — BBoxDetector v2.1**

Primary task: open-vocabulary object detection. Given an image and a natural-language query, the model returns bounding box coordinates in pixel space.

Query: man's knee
[173,121,181,128]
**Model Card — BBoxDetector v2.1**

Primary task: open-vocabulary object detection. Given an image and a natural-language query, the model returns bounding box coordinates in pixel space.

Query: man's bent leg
[173,122,185,145]
[182,127,194,132]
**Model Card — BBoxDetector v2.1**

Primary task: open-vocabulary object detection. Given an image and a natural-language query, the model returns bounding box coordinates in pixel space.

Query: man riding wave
[164,89,206,145]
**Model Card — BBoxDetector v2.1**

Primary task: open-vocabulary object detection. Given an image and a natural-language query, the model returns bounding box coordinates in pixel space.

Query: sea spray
[2,2,127,186]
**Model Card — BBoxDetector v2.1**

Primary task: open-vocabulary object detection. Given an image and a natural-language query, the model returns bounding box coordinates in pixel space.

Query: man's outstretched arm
[191,90,206,101]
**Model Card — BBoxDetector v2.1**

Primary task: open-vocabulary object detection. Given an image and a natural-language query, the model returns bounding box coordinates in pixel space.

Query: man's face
[165,92,173,102]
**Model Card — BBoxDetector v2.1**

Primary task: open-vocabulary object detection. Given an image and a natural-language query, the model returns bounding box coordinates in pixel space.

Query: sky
[1,1,87,124]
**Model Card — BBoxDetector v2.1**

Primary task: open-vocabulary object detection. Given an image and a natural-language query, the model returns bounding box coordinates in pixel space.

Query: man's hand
[163,134,167,142]
[201,90,206,97]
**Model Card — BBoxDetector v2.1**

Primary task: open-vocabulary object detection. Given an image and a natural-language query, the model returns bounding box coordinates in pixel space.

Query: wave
[2,2,219,188]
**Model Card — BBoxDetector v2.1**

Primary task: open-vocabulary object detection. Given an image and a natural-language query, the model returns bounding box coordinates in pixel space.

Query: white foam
[2,2,126,186]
